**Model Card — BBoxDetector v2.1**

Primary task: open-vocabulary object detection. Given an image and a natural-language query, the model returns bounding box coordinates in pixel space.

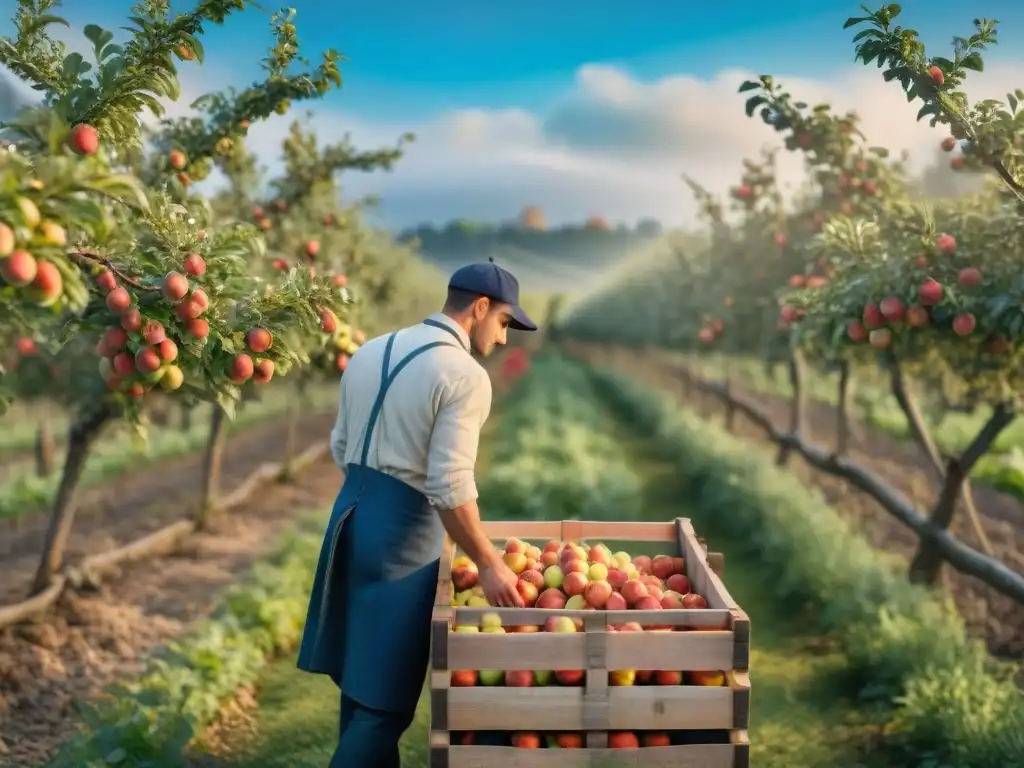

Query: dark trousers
[331,693,416,767]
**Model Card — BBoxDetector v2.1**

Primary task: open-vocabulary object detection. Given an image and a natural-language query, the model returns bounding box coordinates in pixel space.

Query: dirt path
[0,439,344,766]
[190,352,892,768]
[572,344,1024,661]
[0,409,333,604]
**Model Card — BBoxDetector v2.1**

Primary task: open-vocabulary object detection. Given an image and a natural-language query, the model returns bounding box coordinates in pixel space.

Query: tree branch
[68,250,161,292]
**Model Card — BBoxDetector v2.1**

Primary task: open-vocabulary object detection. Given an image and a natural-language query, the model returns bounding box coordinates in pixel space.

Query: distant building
[521,206,547,231]
[585,215,609,230]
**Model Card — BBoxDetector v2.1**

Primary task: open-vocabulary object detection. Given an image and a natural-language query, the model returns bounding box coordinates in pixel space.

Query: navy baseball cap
[448,260,537,331]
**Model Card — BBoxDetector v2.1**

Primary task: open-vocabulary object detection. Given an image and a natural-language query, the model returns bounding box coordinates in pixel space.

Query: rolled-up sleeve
[425,370,492,510]
[329,377,348,468]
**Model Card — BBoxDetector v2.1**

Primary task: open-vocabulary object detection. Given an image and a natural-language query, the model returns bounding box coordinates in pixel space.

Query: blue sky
[5,0,1024,228]
[56,0,1024,121]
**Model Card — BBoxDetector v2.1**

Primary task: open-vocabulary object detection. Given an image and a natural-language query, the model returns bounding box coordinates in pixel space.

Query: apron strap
[358,336,459,467]
[423,318,468,350]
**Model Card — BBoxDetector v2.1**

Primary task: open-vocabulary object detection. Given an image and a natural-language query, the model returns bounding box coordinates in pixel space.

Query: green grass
[199,355,890,768]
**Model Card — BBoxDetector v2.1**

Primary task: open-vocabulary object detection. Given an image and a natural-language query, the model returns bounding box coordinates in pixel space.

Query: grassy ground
[196,370,893,768]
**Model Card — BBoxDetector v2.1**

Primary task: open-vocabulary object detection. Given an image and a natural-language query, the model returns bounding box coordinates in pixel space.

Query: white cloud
[221,59,1024,229]
[5,30,1022,230]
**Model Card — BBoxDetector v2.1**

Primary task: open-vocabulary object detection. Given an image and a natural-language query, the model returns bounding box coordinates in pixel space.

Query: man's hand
[479,561,524,608]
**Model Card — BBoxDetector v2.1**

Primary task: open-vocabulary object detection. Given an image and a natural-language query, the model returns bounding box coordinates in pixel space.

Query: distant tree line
[398,209,664,268]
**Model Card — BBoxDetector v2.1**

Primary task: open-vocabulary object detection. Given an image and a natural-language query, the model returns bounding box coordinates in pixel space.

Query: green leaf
[1008,93,1019,113]
[61,53,87,80]
[961,52,984,72]
[183,34,205,64]
[738,80,761,93]
[852,29,880,42]
[98,43,123,61]
[83,24,105,46]
[843,16,869,29]
[104,747,126,764]
[916,103,939,121]
[745,95,767,117]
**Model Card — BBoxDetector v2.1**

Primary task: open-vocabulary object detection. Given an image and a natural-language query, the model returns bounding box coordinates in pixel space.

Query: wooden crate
[429,518,751,767]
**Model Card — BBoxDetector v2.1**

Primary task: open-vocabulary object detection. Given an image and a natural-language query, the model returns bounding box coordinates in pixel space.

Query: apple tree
[0,0,352,593]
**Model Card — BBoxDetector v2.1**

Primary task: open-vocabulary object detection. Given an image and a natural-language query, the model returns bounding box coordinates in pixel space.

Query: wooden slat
[446,744,739,767]
[677,520,737,610]
[446,630,734,671]
[452,607,731,628]
[728,670,751,729]
[578,520,677,541]
[582,613,608,747]
[732,729,751,768]
[605,630,734,671]
[429,730,450,768]
[478,519,678,543]
[480,521,563,540]
[446,686,739,731]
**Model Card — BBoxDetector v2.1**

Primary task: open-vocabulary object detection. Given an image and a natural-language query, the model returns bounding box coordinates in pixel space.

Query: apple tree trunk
[775,348,806,467]
[196,406,228,529]
[281,376,310,480]
[31,404,114,594]
[34,420,55,478]
[908,404,1014,585]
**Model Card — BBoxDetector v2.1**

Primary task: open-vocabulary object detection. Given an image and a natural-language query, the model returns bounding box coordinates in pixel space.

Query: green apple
[479,669,504,685]
[543,565,564,589]
[565,595,586,610]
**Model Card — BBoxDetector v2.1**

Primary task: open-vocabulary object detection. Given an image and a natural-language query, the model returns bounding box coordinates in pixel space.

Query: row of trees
[0,1,440,598]
[558,6,1024,598]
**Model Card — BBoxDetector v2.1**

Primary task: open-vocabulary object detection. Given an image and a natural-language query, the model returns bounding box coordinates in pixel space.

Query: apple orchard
[0,2,424,594]
[561,6,1024,596]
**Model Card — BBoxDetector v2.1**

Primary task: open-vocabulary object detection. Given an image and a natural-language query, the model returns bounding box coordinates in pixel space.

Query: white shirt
[329,313,493,510]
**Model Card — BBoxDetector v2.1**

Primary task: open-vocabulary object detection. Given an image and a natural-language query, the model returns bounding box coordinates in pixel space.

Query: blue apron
[297,319,465,714]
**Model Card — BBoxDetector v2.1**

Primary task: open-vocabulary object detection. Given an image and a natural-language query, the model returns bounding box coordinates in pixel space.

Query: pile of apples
[449,538,725,691]
[450,537,709,616]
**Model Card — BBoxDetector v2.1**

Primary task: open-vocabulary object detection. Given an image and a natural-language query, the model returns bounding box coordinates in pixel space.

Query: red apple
[621,579,648,605]
[655,670,683,685]
[608,732,639,748]
[918,279,943,306]
[666,574,690,594]
[536,589,567,610]
[650,555,674,580]
[505,670,534,687]
[563,571,588,597]
[554,669,584,686]
[519,569,544,588]
[681,593,709,609]
[604,592,627,611]
[607,567,629,589]
[583,580,612,608]
[516,579,539,606]
[450,670,477,687]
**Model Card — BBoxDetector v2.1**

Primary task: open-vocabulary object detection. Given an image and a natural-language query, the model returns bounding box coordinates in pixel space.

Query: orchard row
[562,5,1024,407]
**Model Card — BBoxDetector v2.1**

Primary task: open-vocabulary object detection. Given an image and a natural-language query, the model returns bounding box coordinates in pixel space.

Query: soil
[0,410,344,767]
[572,343,1024,663]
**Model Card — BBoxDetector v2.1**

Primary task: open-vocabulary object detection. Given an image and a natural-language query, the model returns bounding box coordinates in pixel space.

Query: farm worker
[297,260,537,766]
